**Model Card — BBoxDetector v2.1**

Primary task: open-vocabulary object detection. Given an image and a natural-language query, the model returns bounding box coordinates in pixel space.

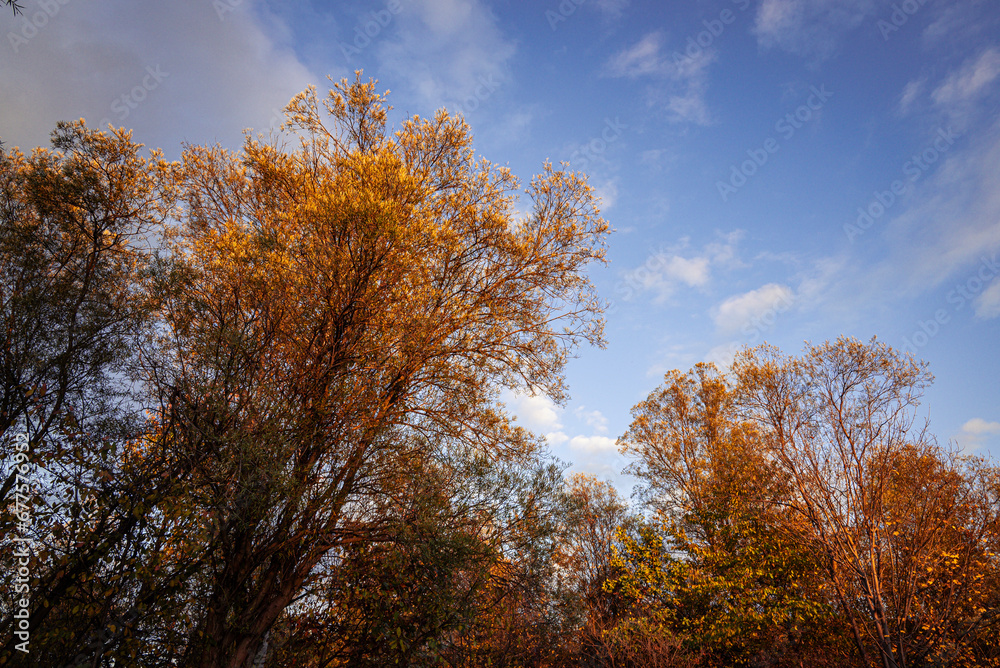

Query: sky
[2,0,999,492]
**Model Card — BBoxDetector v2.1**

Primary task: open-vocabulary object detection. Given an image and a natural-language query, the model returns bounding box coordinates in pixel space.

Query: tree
[0,121,159,504]
[557,474,634,599]
[734,338,1000,668]
[262,443,570,668]
[0,122,170,665]
[138,73,608,667]
[614,362,849,667]
[552,473,637,664]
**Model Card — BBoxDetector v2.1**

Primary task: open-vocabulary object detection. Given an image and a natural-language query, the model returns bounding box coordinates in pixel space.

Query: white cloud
[621,232,744,303]
[666,256,712,285]
[714,283,795,334]
[706,230,745,266]
[623,254,708,302]
[931,47,1000,116]
[546,431,570,446]
[374,0,515,117]
[507,394,616,452]
[955,418,1000,453]
[604,31,716,125]
[663,81,712,126]
[574,407,609,434]
[507,391,572,446]
[753,0,886,60]
[605,32,667,79]
[0,0,317,154]
[961,418,1000,435]
[508,392,563,433]
[755,0,802,44]
[593,178,620,211]
[567,435,618,454]
[974,280,1000,318]
[898,79,925,115]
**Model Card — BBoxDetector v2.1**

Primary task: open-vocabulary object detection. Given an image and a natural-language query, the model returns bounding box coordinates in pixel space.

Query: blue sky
[3,0,999,490]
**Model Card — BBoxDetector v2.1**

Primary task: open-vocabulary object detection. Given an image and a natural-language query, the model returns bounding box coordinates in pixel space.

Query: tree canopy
[1,75,998,668]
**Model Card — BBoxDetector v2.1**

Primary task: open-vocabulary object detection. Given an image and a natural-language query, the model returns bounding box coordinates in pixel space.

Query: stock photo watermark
[545,0,588,31]
[7,0,70,53]
[717,85,834,202]
[670,0,751,66]
[843,126,959,242]
[96,65,169,129]
[566,117,627,173]
[901,253,999,354]
[339,0,403,61]
[11,432,32,653]
[213,0,251,21]
[877,0,931,41]
[452,74,501,116]
[613,244,673,306]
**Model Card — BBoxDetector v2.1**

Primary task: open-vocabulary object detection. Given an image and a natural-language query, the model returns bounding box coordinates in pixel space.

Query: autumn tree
[132,73,608,668]
[614,362,848,667]
[734,338,1000,668]
[0,121,159,505]
[0,123,174,665]
[258,440,573,668]
[550,473,637,664]
[557,473,634,601]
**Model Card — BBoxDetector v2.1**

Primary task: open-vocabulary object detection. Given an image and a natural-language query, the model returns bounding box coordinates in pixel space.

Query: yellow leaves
[129,74,612,663]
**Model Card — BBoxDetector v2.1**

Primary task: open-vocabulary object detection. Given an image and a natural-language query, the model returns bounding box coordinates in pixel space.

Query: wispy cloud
[575,406,610,434]
[593,0,630,19]
[374,0,516,117]
[605,32,670,78]
[974,280,1000,318]
[955,417,1000,453]
[811,50,1000,324]
[753,0,887,60]
[620,231,744,303]
[922,0,995,47]
[883,121,1000,290]
[713,283,795,334]
[898,79,925,115]
[604,31,715,125]
[931,46,1000,127]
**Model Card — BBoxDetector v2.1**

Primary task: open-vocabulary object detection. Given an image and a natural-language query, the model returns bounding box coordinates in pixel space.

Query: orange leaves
[130,72,611,665]
[618,338,1000,666]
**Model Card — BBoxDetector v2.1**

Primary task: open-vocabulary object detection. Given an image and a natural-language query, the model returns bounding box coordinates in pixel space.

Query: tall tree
[142,73,608,668]
[734,338,1000,668]
[0,121,159,502]
[0,122,170,665]
[552,473,636,664]
[615,362,849,667]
